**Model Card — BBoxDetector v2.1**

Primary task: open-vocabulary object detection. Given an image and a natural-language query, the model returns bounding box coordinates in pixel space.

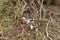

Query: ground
[0,0,60,40]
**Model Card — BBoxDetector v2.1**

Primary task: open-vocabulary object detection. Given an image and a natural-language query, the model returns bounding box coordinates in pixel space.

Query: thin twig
[0,24,4,39]
[42,35,46,40]
[21,3,27,16]
[20,28,25,40]
[45,21,53,40]
[39,0,44,20]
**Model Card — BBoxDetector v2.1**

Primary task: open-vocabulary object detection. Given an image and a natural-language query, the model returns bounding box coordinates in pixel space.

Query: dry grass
[0,0,60,40]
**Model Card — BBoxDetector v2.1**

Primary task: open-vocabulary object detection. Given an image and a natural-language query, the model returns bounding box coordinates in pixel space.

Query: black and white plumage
[21,17,36,29]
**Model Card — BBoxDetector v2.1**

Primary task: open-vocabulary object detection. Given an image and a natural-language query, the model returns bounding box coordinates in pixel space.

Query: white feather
[26,20,30,24]
[30,25,34,29]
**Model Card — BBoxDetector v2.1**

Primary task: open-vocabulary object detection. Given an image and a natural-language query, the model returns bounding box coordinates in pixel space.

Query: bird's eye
[30,20,33,21]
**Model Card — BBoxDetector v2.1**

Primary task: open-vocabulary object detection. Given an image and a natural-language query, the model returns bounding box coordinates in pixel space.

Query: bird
[21,17,36,29]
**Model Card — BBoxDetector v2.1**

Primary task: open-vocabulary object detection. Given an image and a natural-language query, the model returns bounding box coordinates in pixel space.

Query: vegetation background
[0,0,60,40]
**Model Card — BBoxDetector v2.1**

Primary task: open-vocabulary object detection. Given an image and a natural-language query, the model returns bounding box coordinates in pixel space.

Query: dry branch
[45,21,53,40]
[20,28,25,40]
[21,3,27,16]
[0,24,4,39]
[39,0,44,20]
[42,35,46,40]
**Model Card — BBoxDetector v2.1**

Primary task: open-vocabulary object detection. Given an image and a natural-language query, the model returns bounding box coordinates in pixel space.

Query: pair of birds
[21,17,36,29]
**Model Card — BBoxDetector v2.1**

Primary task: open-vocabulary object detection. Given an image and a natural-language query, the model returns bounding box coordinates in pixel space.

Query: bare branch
[0,24,4,39]
[39,0,44,20]
[45,21,53,40]
[42,35,46,40]
[21,3,27,16]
